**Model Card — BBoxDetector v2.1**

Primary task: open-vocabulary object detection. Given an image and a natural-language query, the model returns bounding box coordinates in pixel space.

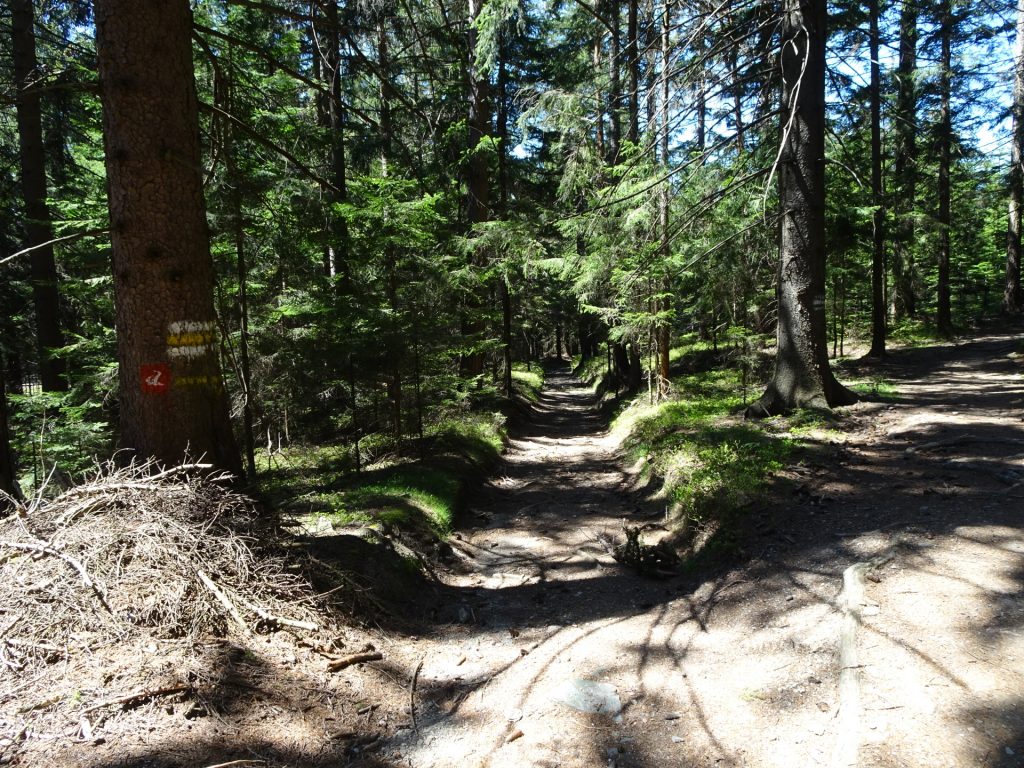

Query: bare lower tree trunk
[11,0,67,392]
[93,0,242,475]
[225,97,256,482]
[460,0,491,380]
[748,0,856,416]
[1006,0,1024,315]
[324,0,350,287]
[936,0,954,336]
[868,0,886,356]
[656,0,672,398]
[892,0,918,319]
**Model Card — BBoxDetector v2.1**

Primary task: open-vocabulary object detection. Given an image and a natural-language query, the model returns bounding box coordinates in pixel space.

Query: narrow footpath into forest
[367,333,1024,768]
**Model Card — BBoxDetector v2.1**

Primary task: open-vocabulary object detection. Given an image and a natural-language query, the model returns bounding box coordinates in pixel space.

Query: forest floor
[5,327,1023,768]
[357,327,1024,768]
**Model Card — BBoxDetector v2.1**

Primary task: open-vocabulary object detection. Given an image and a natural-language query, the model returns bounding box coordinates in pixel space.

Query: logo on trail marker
[141,364,172,394]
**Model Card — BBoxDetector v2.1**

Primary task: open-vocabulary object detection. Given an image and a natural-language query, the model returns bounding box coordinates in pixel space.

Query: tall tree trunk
[500,279,513,395]
[11,0,67,392]
[1006,0,1024,315]
[727,14,743,155]
[93,0,242,475]
[892,0,918,318]
[748,0,856,416]
[608,0,622,160]
[223,61,257,482]
[594,21,605,157]
[936,0,954,336]
[324,0,350,285]
[497,34,514,398]
[868,0,886,356]
[626,0,639,145]
[694,10,706,154]
[656,0,672,398]
[378,18,403,441]
[460,0,491,380]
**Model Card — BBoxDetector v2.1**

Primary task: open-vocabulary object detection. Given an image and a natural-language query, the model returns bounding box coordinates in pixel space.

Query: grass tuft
[262,412,506,540]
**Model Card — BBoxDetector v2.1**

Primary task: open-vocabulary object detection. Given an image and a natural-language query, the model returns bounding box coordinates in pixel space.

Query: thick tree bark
[892,0,917,319]
[10,0,67,392]
[1006,0,1024,315]
[93,0,242,475]
[328,2,350,284]
[747,0,856,416]
[936,0,954,336]
[0,364,19,508]
[868,0,886,356]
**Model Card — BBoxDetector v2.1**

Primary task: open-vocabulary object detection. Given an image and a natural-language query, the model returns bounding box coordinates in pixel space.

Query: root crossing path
[375,343,1024,768]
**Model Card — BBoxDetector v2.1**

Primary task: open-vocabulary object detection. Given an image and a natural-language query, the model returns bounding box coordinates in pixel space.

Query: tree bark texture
[11,0,67,392]
[1006,0,1024,315]
[324,0,350,285]
[868,0,886,356]
[936,0,954,336]
[93,0,242,475]
[892,0,917,318]
[748,0,856,416]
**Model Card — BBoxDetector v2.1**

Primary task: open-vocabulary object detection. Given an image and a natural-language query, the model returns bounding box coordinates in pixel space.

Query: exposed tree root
[832,542,898,768]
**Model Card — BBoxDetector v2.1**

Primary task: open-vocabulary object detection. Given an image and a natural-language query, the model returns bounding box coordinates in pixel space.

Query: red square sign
[140,364,172,394]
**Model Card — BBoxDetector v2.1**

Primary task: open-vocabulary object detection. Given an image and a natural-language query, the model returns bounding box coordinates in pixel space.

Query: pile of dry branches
[0,462,322,679]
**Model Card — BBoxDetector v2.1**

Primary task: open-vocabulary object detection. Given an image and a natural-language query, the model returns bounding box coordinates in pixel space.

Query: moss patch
[614,370,795,563]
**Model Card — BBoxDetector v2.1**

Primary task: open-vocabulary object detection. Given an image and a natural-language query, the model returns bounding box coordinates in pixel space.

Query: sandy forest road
[363,332,1024,768]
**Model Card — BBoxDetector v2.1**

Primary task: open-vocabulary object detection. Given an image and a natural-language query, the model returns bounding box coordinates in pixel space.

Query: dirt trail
[368,332,1024,768]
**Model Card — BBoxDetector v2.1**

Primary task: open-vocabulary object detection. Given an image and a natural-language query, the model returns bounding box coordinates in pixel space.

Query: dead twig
[196,570,251,636]
[233,593,318,632]
[82,684,193,714]
[0,540,113,614]
[326,651,384,672]
[409,657,424,731]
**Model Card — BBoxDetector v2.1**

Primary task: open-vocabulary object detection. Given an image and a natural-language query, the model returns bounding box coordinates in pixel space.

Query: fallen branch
[831,543,897,768]
[82,684,193,714]
[326,651,383,672]
[3,638,61,653]
[0,540,113,614]
[196,570,251,635]
[234,593,318,632]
